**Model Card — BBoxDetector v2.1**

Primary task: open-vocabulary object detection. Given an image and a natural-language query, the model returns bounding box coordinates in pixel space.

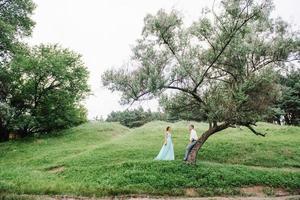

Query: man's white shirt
[190,129,198,141]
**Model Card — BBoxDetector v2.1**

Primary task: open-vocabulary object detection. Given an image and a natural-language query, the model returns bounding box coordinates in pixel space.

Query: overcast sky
[28,0,300,119]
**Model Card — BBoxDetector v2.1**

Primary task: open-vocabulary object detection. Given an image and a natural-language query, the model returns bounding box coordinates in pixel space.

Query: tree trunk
[186,122,230,164]
[0,124,9,142]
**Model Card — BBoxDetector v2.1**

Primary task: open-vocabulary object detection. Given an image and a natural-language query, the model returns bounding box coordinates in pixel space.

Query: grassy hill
[0,121,299,198]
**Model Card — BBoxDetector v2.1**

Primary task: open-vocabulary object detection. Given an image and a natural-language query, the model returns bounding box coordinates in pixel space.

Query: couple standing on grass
[154,124,198,161]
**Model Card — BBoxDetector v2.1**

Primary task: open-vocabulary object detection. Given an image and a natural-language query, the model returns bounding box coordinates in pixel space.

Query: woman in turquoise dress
[154,126,174,160]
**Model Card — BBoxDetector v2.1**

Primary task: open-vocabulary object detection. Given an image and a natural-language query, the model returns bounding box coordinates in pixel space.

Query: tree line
[106,107,166,128]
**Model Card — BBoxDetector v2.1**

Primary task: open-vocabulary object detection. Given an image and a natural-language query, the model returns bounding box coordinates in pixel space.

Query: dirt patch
[274,188,290,197]
[47,165,65,173]
[241,186,265,197]
[240,186,291,197]
[1,194,300,200]
[185,188,199,197]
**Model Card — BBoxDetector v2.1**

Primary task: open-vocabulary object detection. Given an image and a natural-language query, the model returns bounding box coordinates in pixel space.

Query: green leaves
[2,44,90,136]
[0,0,91,141]
[1,0,36,141]
[106,107,165,128]
[102,0,299,128]
[278,69,300,125]
[143,9,182,41]
[0,0,35,58]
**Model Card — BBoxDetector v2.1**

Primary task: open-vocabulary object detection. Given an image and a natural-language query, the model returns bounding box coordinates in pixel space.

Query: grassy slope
[0,121,299,197]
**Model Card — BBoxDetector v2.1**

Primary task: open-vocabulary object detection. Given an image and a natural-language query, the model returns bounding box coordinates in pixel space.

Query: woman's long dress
[154,132,175,160]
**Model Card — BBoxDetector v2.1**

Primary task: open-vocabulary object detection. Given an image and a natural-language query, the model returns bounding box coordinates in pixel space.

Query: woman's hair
[166,126,171,131]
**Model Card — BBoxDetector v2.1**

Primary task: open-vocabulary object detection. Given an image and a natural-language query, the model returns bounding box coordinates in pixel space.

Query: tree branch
[193,5,263,92]
[198,32,216,53]
[160,24,183,66]
[252,58,300,73]
[212,0,228,33]
[163,85,206,106]
[213,63,238,81]
[160,27,201,85]
[245,124,266,137]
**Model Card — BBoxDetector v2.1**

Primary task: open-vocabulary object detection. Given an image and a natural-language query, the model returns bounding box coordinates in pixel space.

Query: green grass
[0,121,299,198]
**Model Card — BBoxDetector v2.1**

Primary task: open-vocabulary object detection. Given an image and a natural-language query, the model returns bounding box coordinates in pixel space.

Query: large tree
[102,0,300,163]
[0,44,90,141]
[0,0,90,142]
[0,0,35,141]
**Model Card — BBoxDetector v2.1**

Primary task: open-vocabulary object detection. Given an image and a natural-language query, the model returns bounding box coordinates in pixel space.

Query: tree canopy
[279,69,300,125]
[0,44,90,141]
[0,0,35,59]
[1,0,35,104]
[0,0,90,141]
[102,0,300,163]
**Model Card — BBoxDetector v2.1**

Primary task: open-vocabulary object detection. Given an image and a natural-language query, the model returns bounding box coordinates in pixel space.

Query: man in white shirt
[183,124,198,161]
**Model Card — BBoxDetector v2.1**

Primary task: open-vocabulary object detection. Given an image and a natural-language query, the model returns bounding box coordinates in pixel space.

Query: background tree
[262,69,300,125]
[0,0,90,142]
[106,107,166,128]
[1,44,90,140]
[102,0,300,163]
[0,0,35,141]
[279,69,300,125]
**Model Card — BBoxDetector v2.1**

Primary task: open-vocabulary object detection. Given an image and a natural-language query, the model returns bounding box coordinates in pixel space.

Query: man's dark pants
[184,140,197,161]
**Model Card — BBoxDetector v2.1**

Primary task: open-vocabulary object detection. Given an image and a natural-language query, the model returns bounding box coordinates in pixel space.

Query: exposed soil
[2,186,299,200]
[240,186,265,197]
[240,186,291,197]
[46,165,65,173]
[3,194,299,200]
[185,188,199,197]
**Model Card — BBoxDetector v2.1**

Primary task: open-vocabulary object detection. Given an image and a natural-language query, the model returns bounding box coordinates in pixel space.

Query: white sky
[28,0,300,119]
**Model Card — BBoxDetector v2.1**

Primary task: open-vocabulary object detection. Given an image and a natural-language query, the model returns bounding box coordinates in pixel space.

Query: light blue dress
[154,132,175,160]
